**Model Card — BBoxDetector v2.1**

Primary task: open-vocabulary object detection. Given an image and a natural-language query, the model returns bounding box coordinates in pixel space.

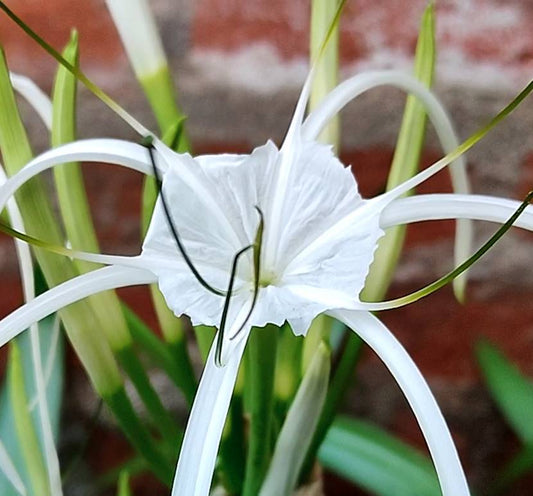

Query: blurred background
[1,0,533,494]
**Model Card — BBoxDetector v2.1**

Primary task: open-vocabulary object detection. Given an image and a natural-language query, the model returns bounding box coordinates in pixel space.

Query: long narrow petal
[381,194,533,230]
[0,221,151,267]
[302,71,470,202]
[263,2,346,267]
[1,166,62,494]
[0,139,155,215]
[263,66,317,269]
[301,70,471,293]
[329,309,470,496]
[10,73,52,129]
[0,266,156,348]
[171,332,248,496]
[1,166,36,495]
[379,82,533,208]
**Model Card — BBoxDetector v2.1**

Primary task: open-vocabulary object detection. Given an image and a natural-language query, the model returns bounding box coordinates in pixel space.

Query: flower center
[259,269,278,288]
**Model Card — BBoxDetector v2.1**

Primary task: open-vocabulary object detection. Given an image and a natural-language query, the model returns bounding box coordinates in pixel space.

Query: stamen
[142,139,226,297]
[229,206,264,341]
[0,221,125,265]
[215,244,254,367]
[214,207,265,365]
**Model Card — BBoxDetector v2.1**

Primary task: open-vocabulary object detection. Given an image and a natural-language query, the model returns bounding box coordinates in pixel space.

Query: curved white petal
[302,70,471,294]
[304,73,457,158]
[10,73,52,130]
[171,330,249,496]
[381,194,533,231]
[0,266,156,349]
[0,139,155,215]
[330,309,470,496]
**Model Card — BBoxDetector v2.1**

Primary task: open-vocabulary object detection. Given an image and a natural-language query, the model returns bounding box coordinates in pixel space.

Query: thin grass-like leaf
[309,0,342,147]
[0,438,27,496]
[8,342,50,496]
[0,2,148,136]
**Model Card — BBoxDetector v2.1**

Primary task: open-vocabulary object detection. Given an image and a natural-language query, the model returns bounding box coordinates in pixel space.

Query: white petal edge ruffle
[330,309,470,496]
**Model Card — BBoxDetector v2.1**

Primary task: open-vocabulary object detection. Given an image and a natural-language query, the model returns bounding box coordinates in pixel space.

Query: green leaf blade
[476,340,533,444]
[319,416,441,496]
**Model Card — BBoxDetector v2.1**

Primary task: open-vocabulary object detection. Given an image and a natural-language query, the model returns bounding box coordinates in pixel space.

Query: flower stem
[104,386,174,486]
[274,324,303,419]
[117,346,182,444]
[218,393,246,494]
[242,325,278,496]
[124,305,197,405]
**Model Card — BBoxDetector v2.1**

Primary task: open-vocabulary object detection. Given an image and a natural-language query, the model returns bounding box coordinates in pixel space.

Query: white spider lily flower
[0,70,531,496]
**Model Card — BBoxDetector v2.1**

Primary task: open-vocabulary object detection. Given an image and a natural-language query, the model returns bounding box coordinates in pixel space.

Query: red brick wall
[192,0,533,75]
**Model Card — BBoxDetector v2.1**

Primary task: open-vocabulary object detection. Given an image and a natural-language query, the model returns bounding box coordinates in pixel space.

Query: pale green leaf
[319,416,440,496]
[476,340,533,444]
